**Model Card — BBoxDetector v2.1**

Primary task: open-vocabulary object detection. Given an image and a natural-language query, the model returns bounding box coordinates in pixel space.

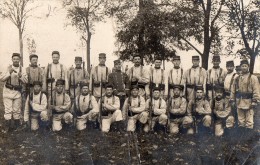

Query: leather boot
[2,120,11,133]
[14,119,21,131]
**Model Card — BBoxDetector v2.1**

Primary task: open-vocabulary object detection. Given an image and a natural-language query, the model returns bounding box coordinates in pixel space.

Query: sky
[0,0,259,73]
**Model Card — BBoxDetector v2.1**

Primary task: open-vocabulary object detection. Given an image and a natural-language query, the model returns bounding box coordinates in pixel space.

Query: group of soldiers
[1,51,259,137]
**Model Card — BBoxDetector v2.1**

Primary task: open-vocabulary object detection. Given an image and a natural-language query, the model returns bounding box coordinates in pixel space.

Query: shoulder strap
[209,69,212,83]
[180,68,183,84]
[161,69,163,84]
[159,98,161,109]
[138,95,141,107]
[95,66,98,81]
[40,92,43,104]
[77,95,80,111]
[60,64,63,79]
[229,73,237,91]
[247,74,251,92]
[170,69,173,84]
[63,92,65,105]
[106,67,108,80]
[189,68,192,84]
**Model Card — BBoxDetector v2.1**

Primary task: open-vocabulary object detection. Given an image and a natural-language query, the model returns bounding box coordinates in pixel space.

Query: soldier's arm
[154,99,167,115]
[31,94,48,112]
[24,96,30,122]
[105,96,120,111]
[186,100,193,116]
[203,100,212,115]
[230,77,237,101]
[91,96,99,113]
[124,73,130,93]
[138,68,149,84]
[251,76,260,103]
[0,67,11,82]
[19,67,28,84]
[145,99,150,111]
[63,66,69,91]
[59,94,71,111]
[132,96,146,113]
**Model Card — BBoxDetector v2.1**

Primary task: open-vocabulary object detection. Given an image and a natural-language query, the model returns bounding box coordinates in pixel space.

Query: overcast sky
[0,0,259,73]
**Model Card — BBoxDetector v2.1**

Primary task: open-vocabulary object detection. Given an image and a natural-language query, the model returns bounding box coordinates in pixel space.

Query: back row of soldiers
[1,51,259,137]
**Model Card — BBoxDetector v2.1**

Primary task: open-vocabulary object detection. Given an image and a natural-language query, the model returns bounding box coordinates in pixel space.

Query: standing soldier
[168,85,193,135]
[0,53,28,133]
[127,55,149,98]
[71,82,99,131]
[49,79,73,132]
[224,61,238,99]
[24,81,48,131]
[183,55,207,101]
[187,85,212,134]
[108,60,130,109]
[144,87,167,132]
[43,51,68,96]
[122,85,148,132]
[206,55,227,108]
[68,56,89,100]
[213,85,234,136]
[235,65,242,75]
[89,53,111,101]
[166,56,185,99]
[99,84,123,133]
[231,60,260,130]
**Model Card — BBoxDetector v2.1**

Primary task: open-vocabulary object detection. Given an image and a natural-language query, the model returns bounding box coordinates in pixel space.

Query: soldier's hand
[18,72,22,78]
[54,106,62,112]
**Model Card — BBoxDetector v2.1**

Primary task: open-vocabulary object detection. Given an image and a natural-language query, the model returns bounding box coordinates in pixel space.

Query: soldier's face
[173,88,181,96]
[133,57,141,66]
[81,86,89,95]
[226,66,234,73]
[114,63,121,71]
[196,90,203,99]
[99,57,106,65]
[12,56,20,66]
[33,85,42,94]
[241,64,249,73]
[153,90,160,99]
[173,60,180,67]
[30,57,38,66]
[52,54,60,64]
[215,91,223,99]
[192,60,200,67]
[106,88,113,97]
[131,88,139,97]
[213,61,220,67]
[75,60,82,68]
[154,60,161,68]
[56,85,64,93]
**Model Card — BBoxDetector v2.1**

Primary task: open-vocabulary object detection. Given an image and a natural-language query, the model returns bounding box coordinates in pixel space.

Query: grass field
[0,81,259,164]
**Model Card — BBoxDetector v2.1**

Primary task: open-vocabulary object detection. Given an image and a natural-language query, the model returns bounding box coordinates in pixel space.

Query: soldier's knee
[187,128,194,135]
[139,112,148,124]
[183,116,193,128]
[226,116,235,128]
[170,125,179,134]
[159,114,168,125]
[215,124,224,136]
[114,110,123,121]
[143,124,149,133]
[203,115,212,127]
[40,111,49,121]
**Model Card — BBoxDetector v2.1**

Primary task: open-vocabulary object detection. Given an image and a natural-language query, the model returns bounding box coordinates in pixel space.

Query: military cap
[192,56,200,60]
[99,53,106,58]
[114,59,121,65]
[12,53,20,58]
[52,51,60,55]
[212,55,221,62]
[226,60,234,67]
[131,85,139,90]
[80,81,89,88]
[133,54,141,59]
[56,79,65,86]
[105,84,114,89]
[195,85,204,91]
[33,81,43,87]
[240,60,249,66]
[154,56,162,61]
[153,87,161,92]
[235,65,241,70]
[75,56,82,61]
[172,84,184,90]
[29,54,38,60]
[214,85,224,93]
[173,56,181,61]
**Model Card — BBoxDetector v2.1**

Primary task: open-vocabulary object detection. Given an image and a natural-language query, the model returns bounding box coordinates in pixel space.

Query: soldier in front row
[49,79,73,132]
[24,81,48,131]
[0,53,28,133]
[144,87,167,133]
[122,85,148,132]
[72,82,99,131]
[187,85,212,134]
[99,84,123,133]
[168,85,193,135]
[213,85,234,137]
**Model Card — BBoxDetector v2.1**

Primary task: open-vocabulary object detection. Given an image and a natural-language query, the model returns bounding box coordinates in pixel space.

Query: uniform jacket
[145,98,167,115]
[108,70,130,95]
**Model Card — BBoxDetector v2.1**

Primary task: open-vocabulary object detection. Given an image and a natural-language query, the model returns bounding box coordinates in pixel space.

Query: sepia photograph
[0,0,259,164]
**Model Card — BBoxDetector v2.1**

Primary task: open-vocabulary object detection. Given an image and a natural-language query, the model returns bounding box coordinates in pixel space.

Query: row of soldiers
[0,51,259,137]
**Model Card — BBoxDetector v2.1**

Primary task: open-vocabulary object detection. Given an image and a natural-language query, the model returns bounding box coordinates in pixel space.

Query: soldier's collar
[30,64,38,68]
[191,65,198,69]
[213,66,220,69]
[52,62,59,65]
[12,64,20,67]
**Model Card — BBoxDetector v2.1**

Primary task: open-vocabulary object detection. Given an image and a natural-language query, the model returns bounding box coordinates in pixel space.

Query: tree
[65,0,108,72]
[225,0,260,73]
[0,0,37,66]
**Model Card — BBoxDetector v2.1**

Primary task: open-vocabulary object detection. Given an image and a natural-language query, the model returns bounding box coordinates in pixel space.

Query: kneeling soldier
[24,81,48,131]
[144,87,167,132]
[213,85,234,136]
[50,79,73,132]
[72,82,99,131]
[122,85,148,132]
[99,84,123,133]
[168,85,193,134]
[187,85,212,134]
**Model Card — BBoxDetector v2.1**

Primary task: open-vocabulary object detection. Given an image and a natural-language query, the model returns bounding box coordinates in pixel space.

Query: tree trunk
[249,53,256,74]
[86,32,91,73]
[19,29,23,66]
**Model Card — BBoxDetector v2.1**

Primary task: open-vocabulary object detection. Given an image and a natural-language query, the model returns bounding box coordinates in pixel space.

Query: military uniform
[72,89,99,131]
[122,86,148,132]
[187,86,212,133]
[206,55,227,107]
[89,53,111,99]
[148,66,167,97]
[0,53,28,130]
[108,60,130,108]
[224,61,238,98]
[231,60,260,129]
[24,81,48,131]
[68,57,89,100]
[99,94,123,132]
[183,56,207,101]
[50,79,73,131]
[168,85,193,134]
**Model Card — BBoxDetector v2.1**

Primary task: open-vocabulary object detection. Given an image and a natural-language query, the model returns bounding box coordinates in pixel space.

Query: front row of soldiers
[0,52,259,137]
